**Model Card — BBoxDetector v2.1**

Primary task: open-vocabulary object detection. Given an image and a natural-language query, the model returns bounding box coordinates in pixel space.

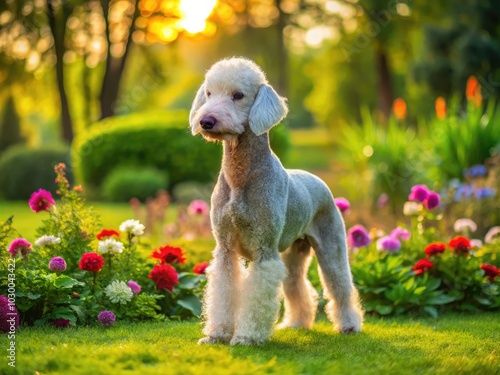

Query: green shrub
[0,146,72,200]
[102,167,168,202]
[73,110,290,190]
[431,99,500,183]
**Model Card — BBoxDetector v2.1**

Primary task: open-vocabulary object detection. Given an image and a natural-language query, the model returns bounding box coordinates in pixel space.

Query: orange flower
[392,98,407,120]
[465,76,482,107]
[434,97,446,120]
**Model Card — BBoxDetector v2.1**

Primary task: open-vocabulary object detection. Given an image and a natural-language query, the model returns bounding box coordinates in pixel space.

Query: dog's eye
[233,92,244,100]
[206,91,211,97]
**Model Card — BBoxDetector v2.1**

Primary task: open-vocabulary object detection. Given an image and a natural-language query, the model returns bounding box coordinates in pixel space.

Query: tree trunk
[275,1,288,96]
[47,0,73,143]
[99,0,140,120]
[375,46,393,120]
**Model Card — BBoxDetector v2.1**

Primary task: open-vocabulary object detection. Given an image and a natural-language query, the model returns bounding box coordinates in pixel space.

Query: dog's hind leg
[230,254,286,345]
[277,239,318,330]
[306,206,363,333]
[199,247,242,344]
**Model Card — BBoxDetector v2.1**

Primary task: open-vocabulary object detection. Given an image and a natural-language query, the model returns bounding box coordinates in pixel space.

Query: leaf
[178,274,201,290]
[473,296,492,306]
[27,293,42,300]
[375,305,393,315]
[53,275,80,289]
[426,294,455,305]
[177,295,202,317]
[423,306,438,318]
[426,278,441,292]
[70,305,86,321]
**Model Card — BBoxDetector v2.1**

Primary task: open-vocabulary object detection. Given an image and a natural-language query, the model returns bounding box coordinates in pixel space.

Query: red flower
[53,318,70,328]
[425,242,447,257]
[193,262,209,275]
[149,264,179,291]
[96,228,120,240]
[413,259,434,275]
[449,236,472,255]
[152,245,186,264]
[79,252,104,272]
[481,264,500,281]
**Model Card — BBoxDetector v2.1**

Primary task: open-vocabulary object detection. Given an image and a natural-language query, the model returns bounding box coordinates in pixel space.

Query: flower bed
[339,183,500,317]
[0,164,208,330]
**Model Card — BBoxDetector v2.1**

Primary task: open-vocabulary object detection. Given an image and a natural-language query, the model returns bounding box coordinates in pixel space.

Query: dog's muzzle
[200,116,216,130]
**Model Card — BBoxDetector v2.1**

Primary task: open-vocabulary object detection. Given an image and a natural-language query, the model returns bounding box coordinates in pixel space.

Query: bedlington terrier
[190,57,363,346]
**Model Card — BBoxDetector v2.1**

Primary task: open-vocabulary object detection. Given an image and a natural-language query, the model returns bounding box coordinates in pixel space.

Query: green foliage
[430,100,500,183]
[0,146,73,200]
[0,94,24,154]
[73,110,290,192]
[35,163,100,273]
[340,110,429,212]
[102,166,169,202]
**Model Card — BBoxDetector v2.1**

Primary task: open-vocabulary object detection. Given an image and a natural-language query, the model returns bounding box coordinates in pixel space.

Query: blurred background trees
[0,0,499,226]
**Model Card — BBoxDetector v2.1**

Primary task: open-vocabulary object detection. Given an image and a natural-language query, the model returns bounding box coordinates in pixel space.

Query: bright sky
[178,0,217,34]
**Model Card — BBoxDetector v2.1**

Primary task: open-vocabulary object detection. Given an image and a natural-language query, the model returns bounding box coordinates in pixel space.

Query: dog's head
[189,57,288,141]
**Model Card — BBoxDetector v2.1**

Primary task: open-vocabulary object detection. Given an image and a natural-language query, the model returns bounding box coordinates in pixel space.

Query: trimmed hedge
[102,167,168,202]
[0,146,73,200]
[73,110,289,189]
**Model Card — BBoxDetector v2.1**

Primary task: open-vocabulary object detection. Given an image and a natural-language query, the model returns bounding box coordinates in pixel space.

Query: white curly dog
[190,57,363,346]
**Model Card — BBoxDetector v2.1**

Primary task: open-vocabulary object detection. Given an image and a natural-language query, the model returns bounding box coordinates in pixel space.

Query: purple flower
[464,164,487,178]
[29,189,55,213]
[98,310,116,327]
[49,257,67,272]
[475,188,495,199]
[424,191,440,210]
[454,183,474,201]
[408,185,430,203]
[127,280,141,295]
[0,295,19,333]
[8,238,32,257]
[390,227,410,241]
[347,225,371,248]
[376,236,401,253]
[334,197,350,213]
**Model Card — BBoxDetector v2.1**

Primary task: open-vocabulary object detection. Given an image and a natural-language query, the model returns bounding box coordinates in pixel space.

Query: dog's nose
[200,116,216,130]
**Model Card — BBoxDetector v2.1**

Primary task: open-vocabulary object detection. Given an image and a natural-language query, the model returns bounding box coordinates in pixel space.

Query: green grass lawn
[1,313,498,375]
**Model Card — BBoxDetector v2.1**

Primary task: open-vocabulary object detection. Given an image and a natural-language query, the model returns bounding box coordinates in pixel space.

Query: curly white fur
[192,57,363,346]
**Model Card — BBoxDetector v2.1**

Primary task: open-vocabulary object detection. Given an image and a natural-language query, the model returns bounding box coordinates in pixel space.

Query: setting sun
[178,0,217,34]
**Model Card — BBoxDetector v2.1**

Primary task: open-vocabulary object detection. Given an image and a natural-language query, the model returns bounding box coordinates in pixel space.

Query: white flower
[119,219,145,236]
[35,235,61,247]
[454,218,477,233]
[104,281,133,305]
[470,239,483,249]
[98,238,124,254]
[485,226,500,244]
[403,201,420,216]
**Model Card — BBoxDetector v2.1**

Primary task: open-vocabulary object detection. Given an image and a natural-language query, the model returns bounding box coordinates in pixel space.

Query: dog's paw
[229,336,265,346]
[198,336,229,345]
[276,321,308,330]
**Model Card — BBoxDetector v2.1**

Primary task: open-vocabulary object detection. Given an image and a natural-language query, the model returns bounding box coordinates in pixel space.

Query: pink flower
[0,295,19,333]
[377,193,389,208]
[347,225,371,248]
[49,257,66,272]
[127,280,141,295]
[8,238,32,257]
[376,236,401,253]
[53,318,70,328]
[390,227,410,241]
[408,185,430,203]
[334,197,350,213]
[28,189,55,213]
[188,200,209,215]
[424,191,440,210]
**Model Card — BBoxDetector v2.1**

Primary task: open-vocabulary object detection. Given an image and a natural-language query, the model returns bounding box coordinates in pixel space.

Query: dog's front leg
[198,247,241,344]
[230,254,286,346]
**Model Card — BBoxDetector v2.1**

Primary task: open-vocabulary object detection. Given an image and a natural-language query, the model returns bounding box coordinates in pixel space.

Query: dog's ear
[249,84,288,136]
[189,83,206,135]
